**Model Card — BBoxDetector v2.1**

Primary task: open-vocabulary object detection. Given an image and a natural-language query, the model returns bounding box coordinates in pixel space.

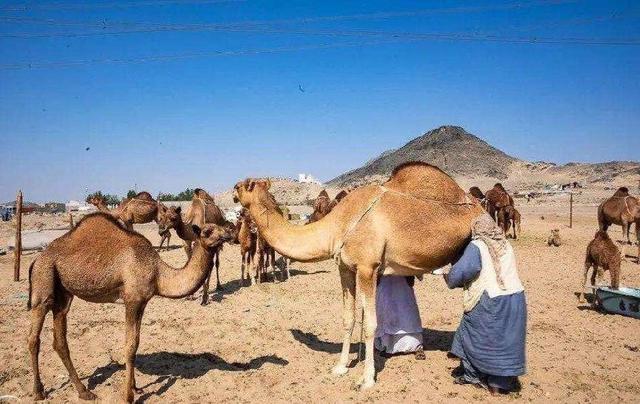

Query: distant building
[66,200,95,212]
[298,173,321,185]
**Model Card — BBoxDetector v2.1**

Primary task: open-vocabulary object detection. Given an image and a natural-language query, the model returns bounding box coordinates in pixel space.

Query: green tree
[126,189,137,199]
[86,191,120,206]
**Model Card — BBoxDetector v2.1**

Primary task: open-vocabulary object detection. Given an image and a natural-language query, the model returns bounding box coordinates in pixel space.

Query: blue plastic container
[595,287,640,319]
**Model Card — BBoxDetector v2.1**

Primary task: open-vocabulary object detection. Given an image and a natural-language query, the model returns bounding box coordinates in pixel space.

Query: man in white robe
[375,276,425,359]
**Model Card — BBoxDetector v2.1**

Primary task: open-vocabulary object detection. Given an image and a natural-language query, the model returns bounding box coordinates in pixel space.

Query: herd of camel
[25,162,640,402]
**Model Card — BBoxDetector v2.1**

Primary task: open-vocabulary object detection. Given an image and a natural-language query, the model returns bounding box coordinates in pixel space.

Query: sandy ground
[1,201,639,403]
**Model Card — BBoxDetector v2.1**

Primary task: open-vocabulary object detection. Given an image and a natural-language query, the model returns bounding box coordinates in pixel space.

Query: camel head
[86,194,106,207]
[192,223,234,251]
[233,178,272,207]
[157,205,182,235]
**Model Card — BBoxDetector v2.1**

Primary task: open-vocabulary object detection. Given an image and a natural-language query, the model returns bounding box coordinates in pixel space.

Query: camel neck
[175,220,196,241]
[248,196,336,262]
[156,242,212,298]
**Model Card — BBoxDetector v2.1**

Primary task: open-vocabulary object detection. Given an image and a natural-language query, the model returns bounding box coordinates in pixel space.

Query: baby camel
[27,213,233,402]
[237,208,257,285]
[578,230,621,303]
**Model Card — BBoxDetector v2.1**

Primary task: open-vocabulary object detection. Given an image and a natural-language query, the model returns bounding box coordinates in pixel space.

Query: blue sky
[1,0,639,202]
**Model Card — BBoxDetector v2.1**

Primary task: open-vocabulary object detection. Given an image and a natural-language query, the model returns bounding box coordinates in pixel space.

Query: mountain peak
[327,125,519,187]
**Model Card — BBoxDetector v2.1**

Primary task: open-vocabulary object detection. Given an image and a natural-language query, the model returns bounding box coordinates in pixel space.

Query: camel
[497,205,522,239]
[237,208,258,285]
[233,162,484,389]
[598,187,640,249]
[484,183,514,221]
[86,192,159,231]
[547,229,562,247]
[468,186,485,202]
[156,204,234,305]
[307,190,332,223]
[329,189,350,210]
[578,230,621,303]
[183,189,234,303]
[256,232,279,283]
[26,213,233,402]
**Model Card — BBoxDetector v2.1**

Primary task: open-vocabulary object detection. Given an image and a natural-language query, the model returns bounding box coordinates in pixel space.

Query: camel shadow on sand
[290,327,454,374]
[86,352,288,403]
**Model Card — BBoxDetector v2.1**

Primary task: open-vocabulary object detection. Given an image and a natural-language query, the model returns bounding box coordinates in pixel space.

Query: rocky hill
[328,125,639,191]
[328,126,521,187]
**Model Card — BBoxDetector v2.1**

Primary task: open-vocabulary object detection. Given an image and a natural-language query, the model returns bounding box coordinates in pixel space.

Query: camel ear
[192,225,201,237]
[248,180,257,191]
[265,179,271,190]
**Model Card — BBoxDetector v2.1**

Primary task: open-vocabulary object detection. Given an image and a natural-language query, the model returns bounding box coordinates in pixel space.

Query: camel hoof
[133,386,144,394]
[354,376,375,391]
[79,390,97,401]
[200,299,209,306]
[332,364,349,376]
[33,391,45,401]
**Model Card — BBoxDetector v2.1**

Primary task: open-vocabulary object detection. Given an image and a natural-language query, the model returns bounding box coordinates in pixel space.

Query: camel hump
[385,161,466,203]
[194,188,215,203]
[133,191,155,201]
[318,190,329,199]
[613,187,629,197]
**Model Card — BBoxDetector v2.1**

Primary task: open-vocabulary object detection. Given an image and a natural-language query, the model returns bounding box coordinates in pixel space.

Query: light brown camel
[547,229,562,247]
[233,162,484,389]
[26,213,233,402]
[307,190,332,223]
[578,230,621,303]
[497,205,522,239]
[182,189,233,302]
[236,208,258,285]
[86,192,159,231]
[156,204,234,304]
[598,187,640,257]
[484,183,513,221]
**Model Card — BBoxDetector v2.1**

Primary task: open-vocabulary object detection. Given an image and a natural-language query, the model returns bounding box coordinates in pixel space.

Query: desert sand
[1,191,639,403]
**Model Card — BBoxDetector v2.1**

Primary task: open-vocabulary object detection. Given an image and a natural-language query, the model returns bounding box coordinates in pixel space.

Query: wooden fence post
[14,190,22,282]
[69,212,74,229]
[569,192,573,229]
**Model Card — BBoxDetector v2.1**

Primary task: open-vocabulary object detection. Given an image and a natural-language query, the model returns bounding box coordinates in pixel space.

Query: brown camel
[156,204,234,304]
[237,208,257,285]
[468,186,485,202]
[598,187,640,257]
[497,205,522,239]
[547,229,562,247]
[484,183,513,221]
[183,189,233,302]
[86,192,159,231]
[329,189,350,210]
[307,190,332,223]
[26,213,233,402]
[578,230,621,303]
[255,232,278,283]
[233,162,484,389]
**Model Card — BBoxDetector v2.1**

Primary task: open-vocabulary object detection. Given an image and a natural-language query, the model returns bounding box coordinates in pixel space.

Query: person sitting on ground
[444,214,527,394]
[375,275,425,360]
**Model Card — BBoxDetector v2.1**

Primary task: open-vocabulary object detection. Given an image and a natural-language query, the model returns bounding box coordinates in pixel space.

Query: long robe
[447,242,527,380]
[375,276,423,354]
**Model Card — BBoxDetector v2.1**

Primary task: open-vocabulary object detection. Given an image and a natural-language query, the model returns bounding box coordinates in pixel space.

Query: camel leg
[201,267,212,306]
[332,265,356,376]
[625,222,632,244]
[355,266,378,390]
[578,261,590,303]
[52,292,96,400]
[214,251,222,291]
[28,301,51,401]
[122,302,146,403]
[512,219,517,240]
[241,253,246,285]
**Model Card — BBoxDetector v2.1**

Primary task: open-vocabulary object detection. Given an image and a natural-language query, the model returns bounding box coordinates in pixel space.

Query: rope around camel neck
[333,185,477,264]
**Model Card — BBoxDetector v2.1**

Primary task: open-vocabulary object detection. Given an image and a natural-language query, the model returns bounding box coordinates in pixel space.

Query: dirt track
[1,204,639,403]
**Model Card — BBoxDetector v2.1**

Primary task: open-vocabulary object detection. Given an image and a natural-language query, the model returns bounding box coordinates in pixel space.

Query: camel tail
[27,260,35,310]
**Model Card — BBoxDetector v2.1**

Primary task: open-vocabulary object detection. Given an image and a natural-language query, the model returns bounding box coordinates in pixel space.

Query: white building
[66,200,96,212]
[298,173,321,185]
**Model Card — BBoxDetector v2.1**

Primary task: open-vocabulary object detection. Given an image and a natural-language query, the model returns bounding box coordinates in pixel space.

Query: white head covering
[471,214,508,290]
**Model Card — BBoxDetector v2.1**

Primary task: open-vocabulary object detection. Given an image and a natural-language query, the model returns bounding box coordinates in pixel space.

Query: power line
[0,0,580,29]
[1,12,637,39]
[0,0,245,12]
[2,33,638,71]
